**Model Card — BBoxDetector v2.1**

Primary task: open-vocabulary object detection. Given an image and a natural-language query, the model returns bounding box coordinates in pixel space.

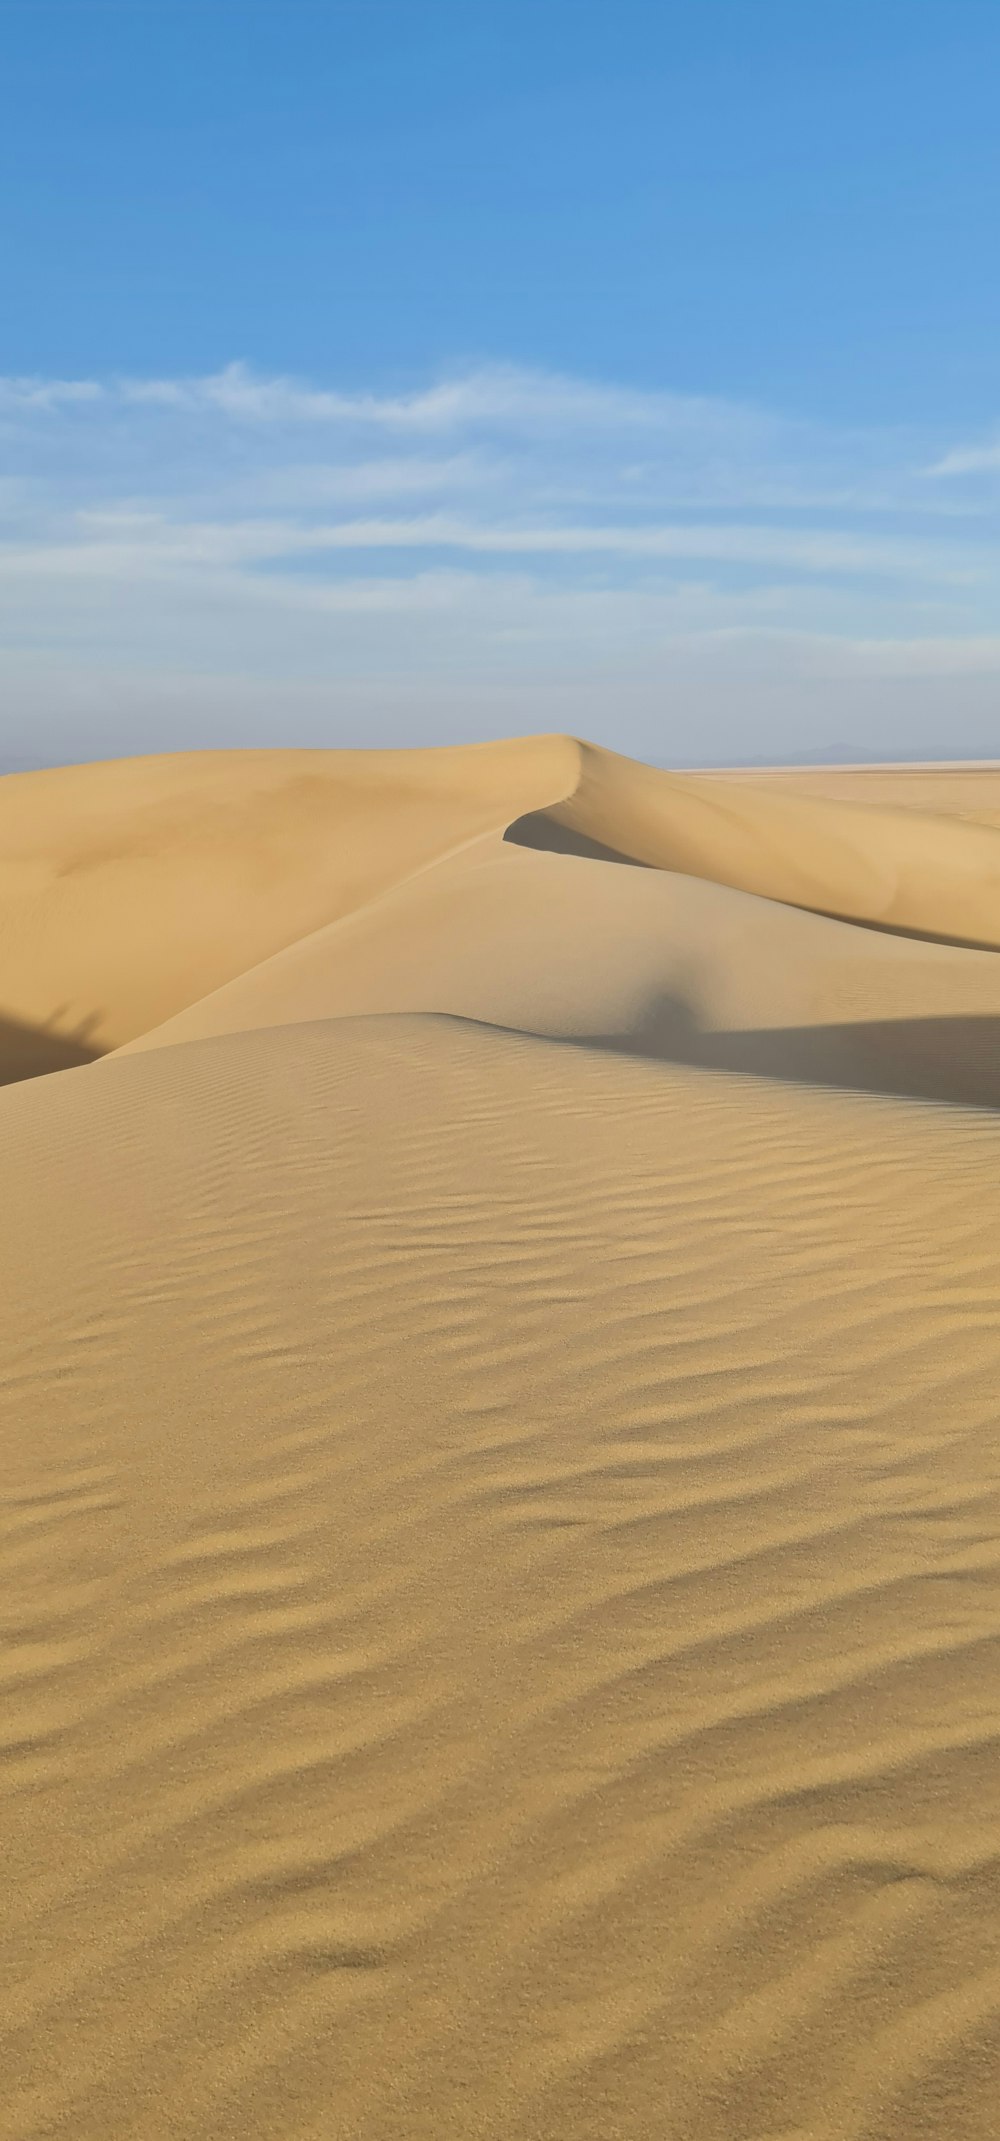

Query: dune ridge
[5,735,1000,1089]
[514,740,1000,948]
[3,738,1000,2138]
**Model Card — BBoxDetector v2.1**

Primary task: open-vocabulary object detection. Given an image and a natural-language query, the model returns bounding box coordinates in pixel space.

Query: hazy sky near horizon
[3,0,1000,764]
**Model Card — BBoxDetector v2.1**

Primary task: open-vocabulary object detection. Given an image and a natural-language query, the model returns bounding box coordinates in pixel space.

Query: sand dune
[711,759,1000,827]
[0,737,576,1079]
[4,737,1000,2139]
[121,834,1000,1110]
[512,742,1000,947]
[5,734,1000,1087]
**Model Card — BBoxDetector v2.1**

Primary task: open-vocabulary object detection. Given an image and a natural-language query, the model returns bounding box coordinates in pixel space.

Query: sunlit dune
[4,737,1000,2140]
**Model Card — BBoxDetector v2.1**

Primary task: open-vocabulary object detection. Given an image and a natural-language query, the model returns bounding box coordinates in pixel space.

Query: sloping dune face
[4,741,1000,2141]
[511,742,1000,947]
[0,736,578,1081]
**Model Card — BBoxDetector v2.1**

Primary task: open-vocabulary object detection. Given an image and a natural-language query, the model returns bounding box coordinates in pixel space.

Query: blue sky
[3,0,1000,763]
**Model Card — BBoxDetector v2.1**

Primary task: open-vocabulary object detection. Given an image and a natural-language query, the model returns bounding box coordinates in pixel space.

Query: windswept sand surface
[4,739,1000,2138]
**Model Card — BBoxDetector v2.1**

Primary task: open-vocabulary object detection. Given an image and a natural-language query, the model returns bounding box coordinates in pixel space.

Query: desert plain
[4,734,1000,2139]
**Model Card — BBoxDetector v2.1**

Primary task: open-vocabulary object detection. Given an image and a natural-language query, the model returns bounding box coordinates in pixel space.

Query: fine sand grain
[3,738,1000,2139]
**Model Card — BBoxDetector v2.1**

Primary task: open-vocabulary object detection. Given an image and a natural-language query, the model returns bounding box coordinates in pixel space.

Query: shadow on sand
[442,997,1000,1113]
[568,998,1000,1111]
[0,1012,104,1089]
[505,812,651,868]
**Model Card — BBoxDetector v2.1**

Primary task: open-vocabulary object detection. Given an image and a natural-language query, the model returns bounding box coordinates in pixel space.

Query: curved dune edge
[3,738,1000,1088]
[5,1014,1000,2138]
[518,740,1000,949]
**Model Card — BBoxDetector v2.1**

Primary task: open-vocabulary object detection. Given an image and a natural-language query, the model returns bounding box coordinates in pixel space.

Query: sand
[3,739,1000,2139]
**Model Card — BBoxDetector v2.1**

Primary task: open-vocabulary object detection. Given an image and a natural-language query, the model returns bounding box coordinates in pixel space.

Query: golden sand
[3,740,1000,2138]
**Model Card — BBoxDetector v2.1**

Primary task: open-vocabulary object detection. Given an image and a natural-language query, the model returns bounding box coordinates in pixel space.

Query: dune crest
[512,739,1000,948]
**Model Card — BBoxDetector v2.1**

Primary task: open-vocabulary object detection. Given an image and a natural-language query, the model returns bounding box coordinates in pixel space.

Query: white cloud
[111,358,771,440]
[1,359,999,762]
[0,375,104,412]
[3,506,987,587]
[246,453,493,506]
[927,436,1000,477]
[250,512,989,582]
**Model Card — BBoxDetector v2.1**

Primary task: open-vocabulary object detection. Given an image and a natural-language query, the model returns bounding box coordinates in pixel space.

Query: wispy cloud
[0,375,103,412]
[3,507,988,585]
[1,360,999,762]
[7,358,767,438]
[926,434,1000,477]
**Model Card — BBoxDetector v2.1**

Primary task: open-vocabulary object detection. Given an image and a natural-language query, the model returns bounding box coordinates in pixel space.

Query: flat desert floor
[4,736,1000,2140]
